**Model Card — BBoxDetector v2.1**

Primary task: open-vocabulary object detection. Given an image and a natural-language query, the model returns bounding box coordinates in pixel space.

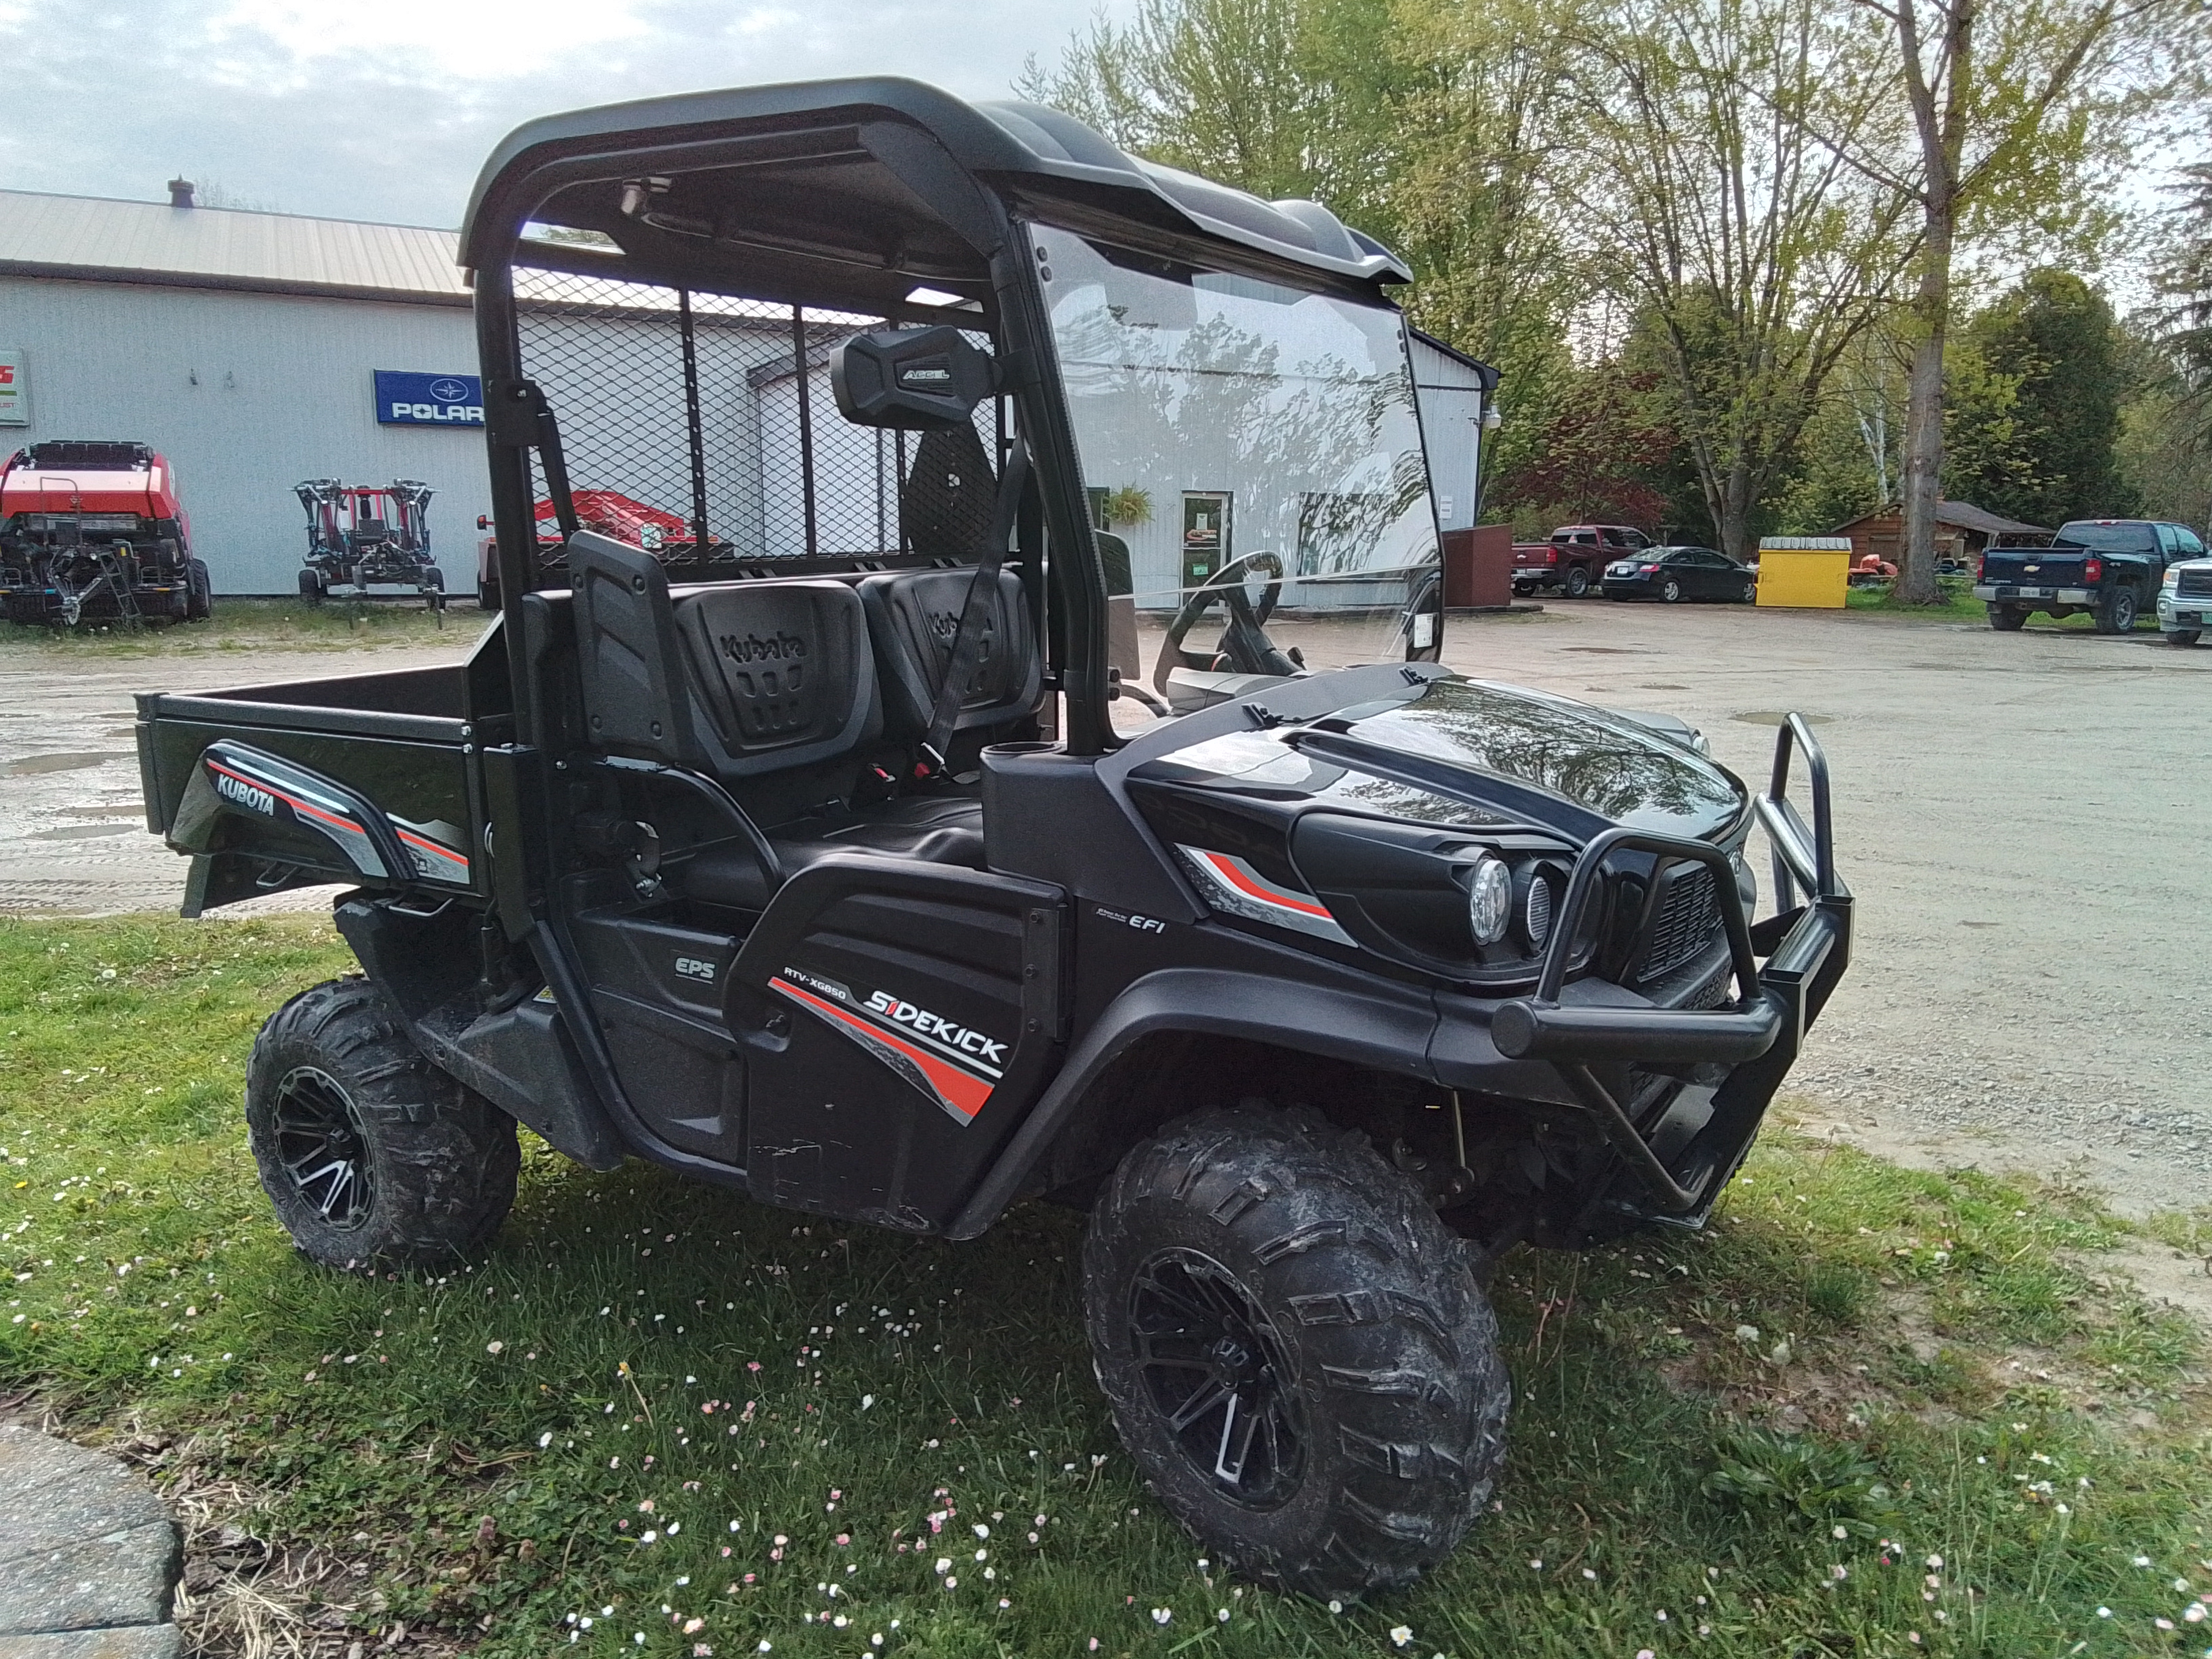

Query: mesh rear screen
[512,262,1000,575]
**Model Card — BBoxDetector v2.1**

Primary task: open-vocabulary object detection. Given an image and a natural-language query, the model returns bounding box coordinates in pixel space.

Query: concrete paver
[0,1427,178,1647]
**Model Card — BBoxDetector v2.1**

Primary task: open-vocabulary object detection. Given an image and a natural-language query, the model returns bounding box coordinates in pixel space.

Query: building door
[1182,491,1230,590]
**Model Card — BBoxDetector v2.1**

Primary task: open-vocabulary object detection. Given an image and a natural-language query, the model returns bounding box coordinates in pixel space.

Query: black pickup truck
[1975,519,2207,633]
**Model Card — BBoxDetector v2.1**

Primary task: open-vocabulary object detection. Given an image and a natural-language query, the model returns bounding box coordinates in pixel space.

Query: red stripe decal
[209,761,363,836]
[773,981,993,1120]
[1197,850,1334,918]
[396,826,468,869]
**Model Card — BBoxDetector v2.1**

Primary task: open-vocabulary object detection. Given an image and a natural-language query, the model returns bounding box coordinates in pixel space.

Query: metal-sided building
[0,184,495,594]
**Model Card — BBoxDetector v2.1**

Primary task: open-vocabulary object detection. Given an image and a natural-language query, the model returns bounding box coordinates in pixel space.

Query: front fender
[945,965,1437,1239]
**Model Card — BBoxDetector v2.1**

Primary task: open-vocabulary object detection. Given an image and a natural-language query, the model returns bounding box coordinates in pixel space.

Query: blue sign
[375,370,484,428]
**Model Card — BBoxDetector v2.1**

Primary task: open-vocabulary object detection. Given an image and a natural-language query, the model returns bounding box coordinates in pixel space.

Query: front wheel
[1563,565,1591,598]
[1987,602,2026,631]
[298,567,325,605]
[184,558,212,621]
[245,977,518,1269]
[1083,1107,1509,1599]
[2169,629,2202,647]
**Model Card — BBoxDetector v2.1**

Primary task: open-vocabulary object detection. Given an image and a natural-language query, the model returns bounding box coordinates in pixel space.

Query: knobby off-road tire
[245,977,519,1270]
[1083,1107,1509,1599]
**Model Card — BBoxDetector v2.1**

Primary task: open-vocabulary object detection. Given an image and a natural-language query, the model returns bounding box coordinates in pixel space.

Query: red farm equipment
[0,441,209,626]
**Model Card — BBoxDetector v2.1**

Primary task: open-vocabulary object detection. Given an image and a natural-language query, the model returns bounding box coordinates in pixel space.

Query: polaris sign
[374,371,485,428]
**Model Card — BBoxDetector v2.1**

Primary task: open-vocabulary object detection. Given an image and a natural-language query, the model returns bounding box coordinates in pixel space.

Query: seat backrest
[671,579,878,778]
[569,529,701,766]
[857,566,1040,740]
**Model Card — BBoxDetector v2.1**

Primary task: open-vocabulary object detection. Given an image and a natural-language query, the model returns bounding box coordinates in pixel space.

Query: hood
[1133,672,1748,844]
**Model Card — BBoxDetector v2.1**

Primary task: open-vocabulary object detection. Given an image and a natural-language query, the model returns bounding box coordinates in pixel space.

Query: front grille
[1638,864,1721,983]
[2177,569,2212,600]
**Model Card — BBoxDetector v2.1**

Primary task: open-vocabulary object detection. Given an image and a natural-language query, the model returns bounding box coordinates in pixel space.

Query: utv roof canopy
[459,77,1410,317]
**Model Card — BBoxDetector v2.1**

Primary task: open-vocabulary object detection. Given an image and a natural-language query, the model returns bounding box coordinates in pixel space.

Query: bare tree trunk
[1895,205,1952,605]
[1718,457,1755,564]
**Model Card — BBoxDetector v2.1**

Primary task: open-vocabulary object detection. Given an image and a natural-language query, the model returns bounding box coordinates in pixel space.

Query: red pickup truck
[1512,525,1654,598]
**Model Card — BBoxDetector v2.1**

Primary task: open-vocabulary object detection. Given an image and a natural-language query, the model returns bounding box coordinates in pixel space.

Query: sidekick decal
[1174,845,1357,946]
[769,966,1003,1126]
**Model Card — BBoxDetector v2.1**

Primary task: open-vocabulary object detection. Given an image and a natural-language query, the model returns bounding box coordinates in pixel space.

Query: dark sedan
[1602,545,1757,603]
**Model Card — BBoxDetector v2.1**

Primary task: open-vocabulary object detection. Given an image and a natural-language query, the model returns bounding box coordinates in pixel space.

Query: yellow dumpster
[1755,536,1851,609]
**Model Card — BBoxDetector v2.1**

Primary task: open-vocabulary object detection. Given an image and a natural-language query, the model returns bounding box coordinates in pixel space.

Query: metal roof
[0,189,469,306]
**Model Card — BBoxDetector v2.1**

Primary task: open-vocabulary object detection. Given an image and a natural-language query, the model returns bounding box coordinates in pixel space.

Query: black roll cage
[459,81,1417,760]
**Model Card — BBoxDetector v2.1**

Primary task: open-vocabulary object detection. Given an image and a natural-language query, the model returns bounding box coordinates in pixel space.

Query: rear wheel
[245,977,518,1269]
[1659,577,1683,603]
[298,567,325,605]
[2095,586,2138,635]
[478,572,501,612]
[1987,602,2027,631]
[184,558,212,621]
[1083,1106,1508,1599]
[1563,565,1592,598]
[2168,629,2202,647]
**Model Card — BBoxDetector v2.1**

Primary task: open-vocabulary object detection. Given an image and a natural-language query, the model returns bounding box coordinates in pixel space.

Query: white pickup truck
[2157,554,2212,647]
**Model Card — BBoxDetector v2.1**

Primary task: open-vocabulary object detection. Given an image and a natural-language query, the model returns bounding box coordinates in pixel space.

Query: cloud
[0,0,1123,226]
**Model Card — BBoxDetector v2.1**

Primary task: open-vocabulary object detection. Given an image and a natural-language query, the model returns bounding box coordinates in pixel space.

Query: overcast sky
[0,0,1127,228]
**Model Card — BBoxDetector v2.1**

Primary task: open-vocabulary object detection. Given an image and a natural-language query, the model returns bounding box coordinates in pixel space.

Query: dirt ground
[3,600,2208,1223]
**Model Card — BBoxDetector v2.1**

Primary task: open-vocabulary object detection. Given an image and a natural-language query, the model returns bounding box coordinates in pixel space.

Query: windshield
[2052,522,2156,553]
[1032,226,1441,730]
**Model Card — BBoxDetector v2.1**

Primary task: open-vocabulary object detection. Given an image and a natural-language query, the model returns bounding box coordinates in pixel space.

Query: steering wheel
[1154,552,1298,695]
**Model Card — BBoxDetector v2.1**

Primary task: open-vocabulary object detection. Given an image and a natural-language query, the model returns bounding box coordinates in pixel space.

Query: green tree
[1943,269,2131,523]
[1555,0,1917,560]
[1827,0,2192,602]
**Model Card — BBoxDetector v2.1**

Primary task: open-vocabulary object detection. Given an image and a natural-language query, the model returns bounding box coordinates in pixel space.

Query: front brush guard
[1492,714,1852,1215]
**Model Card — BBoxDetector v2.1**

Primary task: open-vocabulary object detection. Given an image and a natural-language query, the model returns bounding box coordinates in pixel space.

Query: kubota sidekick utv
[133,79,1851,1597]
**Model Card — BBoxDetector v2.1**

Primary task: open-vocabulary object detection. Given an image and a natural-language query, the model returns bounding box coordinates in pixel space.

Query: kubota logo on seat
[863,991,1007,1066]
[719,631,806,663]
[212,770,276,816]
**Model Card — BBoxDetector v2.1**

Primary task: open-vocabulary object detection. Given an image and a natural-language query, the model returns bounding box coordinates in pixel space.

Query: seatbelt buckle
[914,743,947,781]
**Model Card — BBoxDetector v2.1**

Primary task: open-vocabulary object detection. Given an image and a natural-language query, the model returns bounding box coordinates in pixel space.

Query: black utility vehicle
[1601,545,1756,604]
[133,80,1851,1597]
[1974,518,2205,632]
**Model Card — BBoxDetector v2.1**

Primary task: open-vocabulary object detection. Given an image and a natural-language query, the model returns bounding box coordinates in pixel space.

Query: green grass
[0,597,483,655]
[3,914,2209,1658]
[1843,578,1988,623]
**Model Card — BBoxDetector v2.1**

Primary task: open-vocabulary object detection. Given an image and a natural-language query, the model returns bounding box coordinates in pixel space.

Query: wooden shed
[1830,499,2051,566]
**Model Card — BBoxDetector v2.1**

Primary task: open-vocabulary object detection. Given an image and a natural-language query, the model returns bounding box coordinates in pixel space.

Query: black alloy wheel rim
[273,1066,375,1231]
[1128,1250,1307,1508]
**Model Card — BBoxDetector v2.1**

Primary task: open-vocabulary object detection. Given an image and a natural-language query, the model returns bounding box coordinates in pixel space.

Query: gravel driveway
[3,602,2206,1213]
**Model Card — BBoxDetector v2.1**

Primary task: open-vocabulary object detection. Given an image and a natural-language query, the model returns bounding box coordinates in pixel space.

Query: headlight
[2163,567,2181,588]
[1523,869,1553,949]
[1467,855,1511,945]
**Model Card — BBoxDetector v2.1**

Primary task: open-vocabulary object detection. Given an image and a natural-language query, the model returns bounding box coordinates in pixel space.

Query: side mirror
[830,327,995,430]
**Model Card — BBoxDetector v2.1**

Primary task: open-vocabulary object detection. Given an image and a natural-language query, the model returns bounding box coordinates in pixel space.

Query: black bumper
[1490,714,1851,1217]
